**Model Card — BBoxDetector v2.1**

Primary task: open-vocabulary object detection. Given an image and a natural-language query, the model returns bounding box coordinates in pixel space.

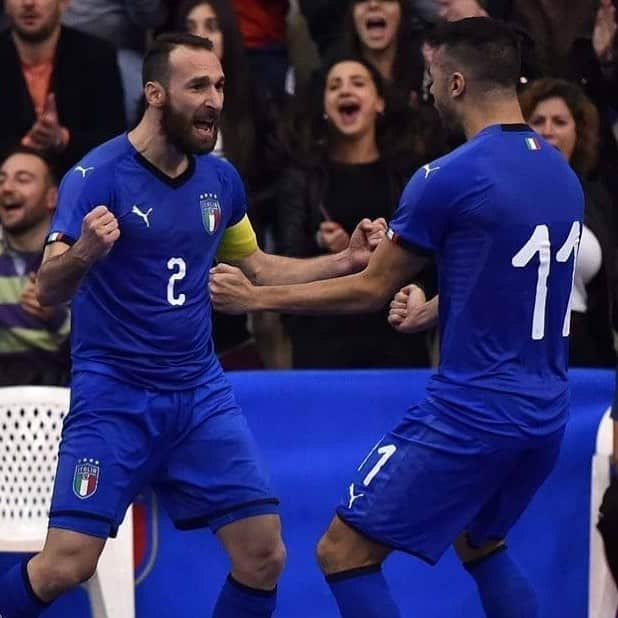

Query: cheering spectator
[0,0,126,175]
[277,55,434,368]
[337,0,446,161]
[0,147,69,385]
[340,0,425,101]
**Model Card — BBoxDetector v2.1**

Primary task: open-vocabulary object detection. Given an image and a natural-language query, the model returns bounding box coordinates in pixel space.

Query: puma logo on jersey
[132,205,153,228]
[423,163,440,179]
[347,483,365,509]
[75,165,94,178]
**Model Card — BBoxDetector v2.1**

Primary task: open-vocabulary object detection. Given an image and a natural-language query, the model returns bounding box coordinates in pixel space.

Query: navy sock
[326,565,401,618]
[465,546,539,618]
[212,574,277,617]
[0,560,48,618]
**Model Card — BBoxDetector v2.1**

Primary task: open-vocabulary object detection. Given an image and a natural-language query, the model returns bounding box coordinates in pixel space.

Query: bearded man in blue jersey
[209,17,585,618]
[0,32,385,618]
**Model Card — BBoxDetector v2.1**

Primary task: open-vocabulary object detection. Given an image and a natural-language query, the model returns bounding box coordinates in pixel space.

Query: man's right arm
[37,205,120,306]
[36,242,90,306]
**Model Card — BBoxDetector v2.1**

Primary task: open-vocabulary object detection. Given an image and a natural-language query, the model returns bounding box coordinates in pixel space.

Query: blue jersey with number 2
[49,134,247,389]
[388,124,584,437]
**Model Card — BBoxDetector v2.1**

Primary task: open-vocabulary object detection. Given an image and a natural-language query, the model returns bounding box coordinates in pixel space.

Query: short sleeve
[387,164,452,254]
[47,165,113,245]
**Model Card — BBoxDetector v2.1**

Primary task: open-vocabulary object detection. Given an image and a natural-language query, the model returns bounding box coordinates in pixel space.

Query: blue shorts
[49,371,278,538]
[336,403,564,564]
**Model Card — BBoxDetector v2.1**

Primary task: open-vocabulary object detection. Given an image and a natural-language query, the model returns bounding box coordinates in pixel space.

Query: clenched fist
[74,205,120,264]
[388,284,438,334]
[347,217,387,271]
[209,263,258,314]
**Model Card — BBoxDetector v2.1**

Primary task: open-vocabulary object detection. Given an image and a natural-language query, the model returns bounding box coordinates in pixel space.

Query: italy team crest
[73,459,100,499]
[200,193,221,235]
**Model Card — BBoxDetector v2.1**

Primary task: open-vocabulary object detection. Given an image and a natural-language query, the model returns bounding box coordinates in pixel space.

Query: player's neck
[128,115,189,178]
[463,98,525,140]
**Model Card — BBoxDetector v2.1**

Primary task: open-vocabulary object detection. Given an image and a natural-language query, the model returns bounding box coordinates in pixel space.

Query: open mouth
[1,199,22,211]
[366,16,387,33]
[337,102,362,125]
[193,119,216,139]
[0,199,24,218]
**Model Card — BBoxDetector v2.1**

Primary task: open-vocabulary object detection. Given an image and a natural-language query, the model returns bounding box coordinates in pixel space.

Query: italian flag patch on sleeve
[525,137,541,151]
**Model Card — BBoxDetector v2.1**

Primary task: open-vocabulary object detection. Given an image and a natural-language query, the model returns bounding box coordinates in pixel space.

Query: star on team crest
[200,193,221,235]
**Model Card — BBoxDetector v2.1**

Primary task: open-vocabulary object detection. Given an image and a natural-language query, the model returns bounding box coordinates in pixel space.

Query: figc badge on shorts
[73,458,100,499]
[200,193,221,235]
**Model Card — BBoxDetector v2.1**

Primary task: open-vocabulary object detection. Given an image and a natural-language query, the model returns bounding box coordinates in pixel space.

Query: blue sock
[0,560,48,618]
[212,574,276,617]
[465,546,539,618]
[326,565,401,617]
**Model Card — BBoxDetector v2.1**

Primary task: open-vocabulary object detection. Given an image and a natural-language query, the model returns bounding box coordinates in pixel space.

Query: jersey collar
[133,151,196,189]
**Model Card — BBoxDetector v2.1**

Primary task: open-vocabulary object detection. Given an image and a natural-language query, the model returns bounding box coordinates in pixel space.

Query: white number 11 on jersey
[511,221,580,340]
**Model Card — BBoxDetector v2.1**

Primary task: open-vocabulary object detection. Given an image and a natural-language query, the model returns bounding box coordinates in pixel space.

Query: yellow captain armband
[216,215,258,262]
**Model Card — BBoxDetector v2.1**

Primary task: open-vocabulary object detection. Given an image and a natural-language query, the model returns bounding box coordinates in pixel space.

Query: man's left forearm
[252,271,386,315]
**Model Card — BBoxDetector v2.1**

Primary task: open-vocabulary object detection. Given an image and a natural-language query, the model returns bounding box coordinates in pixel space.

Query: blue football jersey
[49,134,248,388]
[388,124,585,437]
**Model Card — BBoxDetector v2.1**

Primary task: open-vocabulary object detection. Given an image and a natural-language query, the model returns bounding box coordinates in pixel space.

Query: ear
[450,72,466,99]
[45,185,58,213]
[144,81,167,109]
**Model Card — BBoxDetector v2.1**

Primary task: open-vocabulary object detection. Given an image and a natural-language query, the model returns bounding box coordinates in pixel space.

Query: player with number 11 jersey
[203,19,587,617]
[388,122,584,440]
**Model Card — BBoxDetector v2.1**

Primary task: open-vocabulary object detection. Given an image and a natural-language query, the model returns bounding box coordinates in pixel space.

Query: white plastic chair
[589,406,618,618]
[0,386,135,618]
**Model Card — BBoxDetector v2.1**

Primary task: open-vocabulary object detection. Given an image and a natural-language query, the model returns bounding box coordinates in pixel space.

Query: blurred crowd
[1,0,617,385]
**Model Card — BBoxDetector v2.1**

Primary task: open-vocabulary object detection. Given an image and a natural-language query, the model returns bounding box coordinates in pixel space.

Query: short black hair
[1,145,59,185]
[142,32,214,87]
[426,17,521,90]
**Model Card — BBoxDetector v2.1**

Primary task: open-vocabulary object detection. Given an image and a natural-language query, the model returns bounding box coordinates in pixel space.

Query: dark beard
[160,101,217,156]
[11,14,59,44]
[2,209,49,236]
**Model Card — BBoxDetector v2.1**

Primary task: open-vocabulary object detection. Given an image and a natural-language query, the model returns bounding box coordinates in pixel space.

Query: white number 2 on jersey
[167,257,186,306]
[511,221,580,340]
